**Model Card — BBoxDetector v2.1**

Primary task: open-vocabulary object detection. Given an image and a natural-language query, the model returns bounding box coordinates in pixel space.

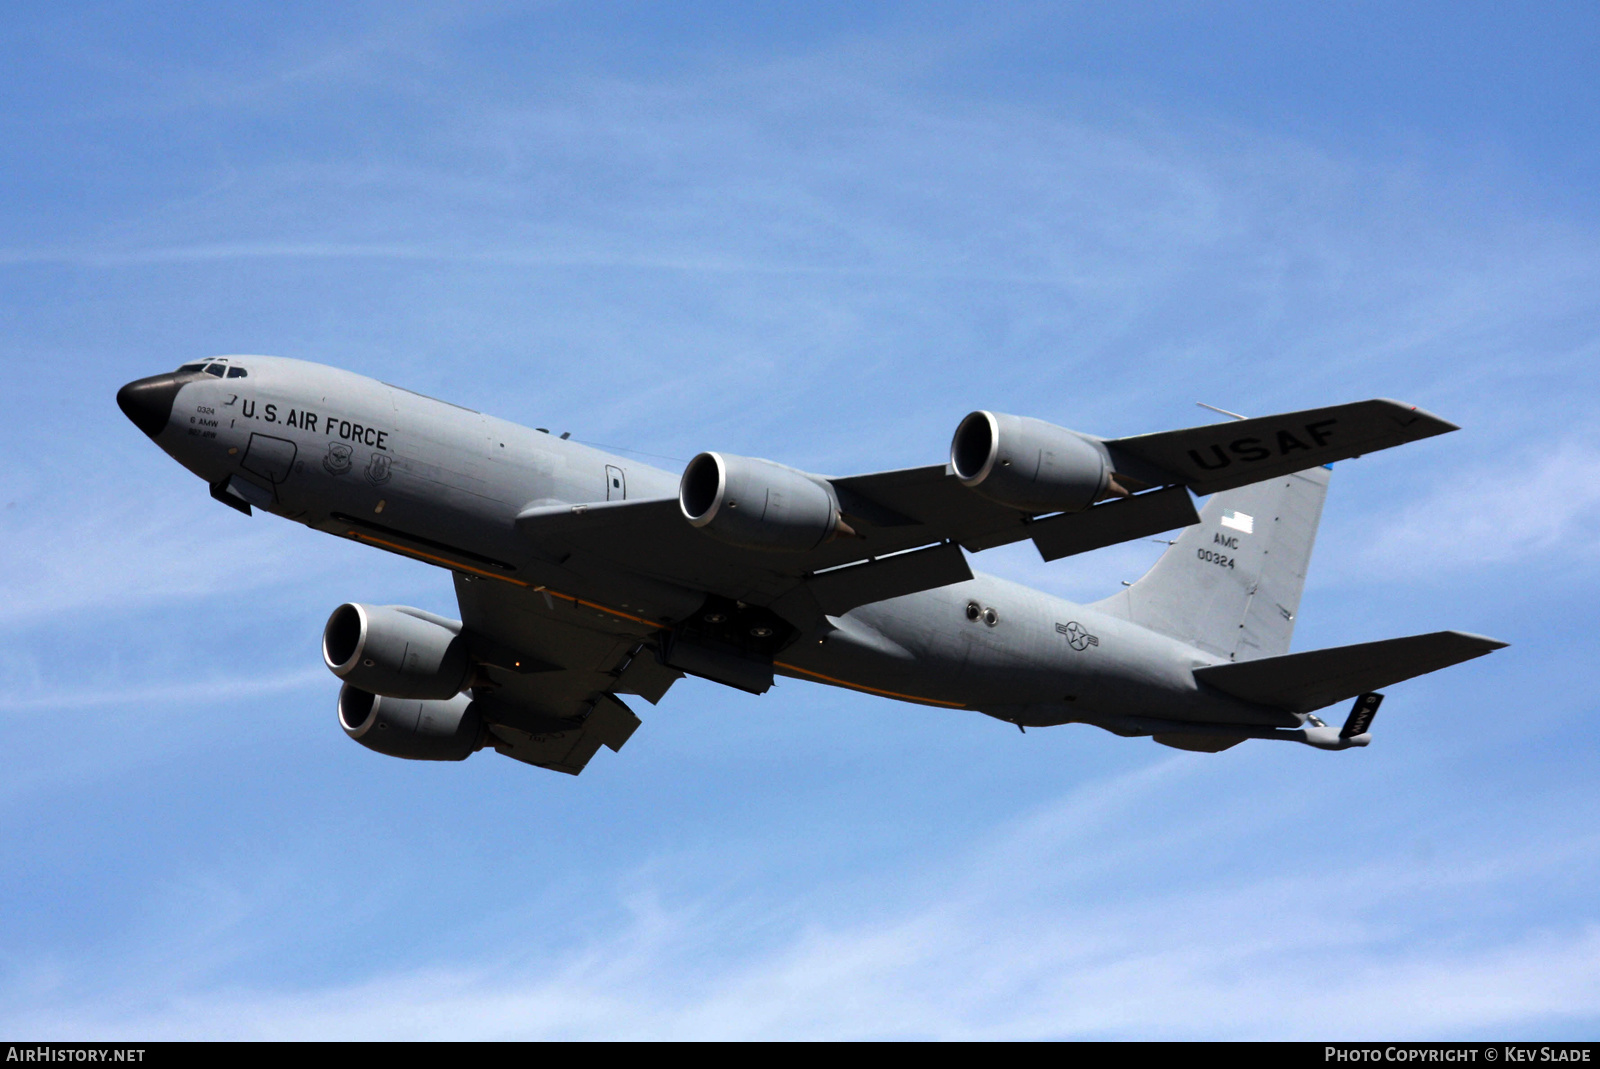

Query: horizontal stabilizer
[1107,399,1457,495]
[1022,485,1199,562]
[1193,630,1507,713]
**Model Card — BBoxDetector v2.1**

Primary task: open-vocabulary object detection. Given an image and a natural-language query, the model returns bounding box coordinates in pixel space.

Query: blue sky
[2,2,1598,1039]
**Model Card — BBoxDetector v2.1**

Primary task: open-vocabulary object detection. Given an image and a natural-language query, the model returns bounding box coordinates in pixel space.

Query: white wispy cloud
[0,667,327,716]
[0,664,332,809]
[0,449,448,627]
[19,33,1592,480]
[0,484,331,624]
[1357,437,1600,577]
[8,756,1596,1040]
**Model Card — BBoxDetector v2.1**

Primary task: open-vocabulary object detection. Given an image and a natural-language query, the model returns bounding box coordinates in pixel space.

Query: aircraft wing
[513,479,1199,632]
[452,572,682,774]
[511,397,1452,635]
[1102,398,1458,494]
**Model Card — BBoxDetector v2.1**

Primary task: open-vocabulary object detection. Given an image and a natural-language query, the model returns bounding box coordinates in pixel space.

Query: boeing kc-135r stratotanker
[117,356,1505,775]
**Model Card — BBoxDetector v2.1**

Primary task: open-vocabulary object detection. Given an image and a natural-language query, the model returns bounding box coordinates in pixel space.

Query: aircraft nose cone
[116,373,185,438]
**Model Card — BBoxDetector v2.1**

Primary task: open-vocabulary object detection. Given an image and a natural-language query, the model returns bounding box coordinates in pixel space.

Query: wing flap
[453,574,666,775]
[514,496,682,534]
[1193,630,1507,713]
[487,693,642,775]
[1022,486,1199,562]
[612,647,681,704]
[830,464,1016,538]
[805,541,973,615]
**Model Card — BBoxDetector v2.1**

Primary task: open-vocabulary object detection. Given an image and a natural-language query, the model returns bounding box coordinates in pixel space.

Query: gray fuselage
[134,355,1294,731]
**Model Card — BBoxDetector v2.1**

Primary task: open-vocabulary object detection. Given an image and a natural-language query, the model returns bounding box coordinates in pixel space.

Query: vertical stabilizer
[1093,466,1330,661]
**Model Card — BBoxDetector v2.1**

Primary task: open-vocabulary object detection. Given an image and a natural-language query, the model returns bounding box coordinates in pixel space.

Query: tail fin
[1094,466,1330,661]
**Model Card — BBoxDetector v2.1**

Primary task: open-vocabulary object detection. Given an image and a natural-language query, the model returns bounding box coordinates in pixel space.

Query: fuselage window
[226,367,248,378]
[204,364,226,377]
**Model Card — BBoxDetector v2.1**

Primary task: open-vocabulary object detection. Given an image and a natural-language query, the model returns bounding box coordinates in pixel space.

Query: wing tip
[1373,398,1460,437]
[1444,629,1510,652]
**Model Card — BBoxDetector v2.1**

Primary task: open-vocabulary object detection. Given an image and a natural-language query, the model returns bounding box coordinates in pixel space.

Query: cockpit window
[226,366,248,378]
[203,364,226,377]
[177,363,207,373]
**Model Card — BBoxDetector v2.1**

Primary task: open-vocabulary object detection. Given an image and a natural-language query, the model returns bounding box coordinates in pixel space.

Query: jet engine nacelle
[322,603,470,699]
[337,684,484,761]
[679,451,843,551]
[949,410,1112,514]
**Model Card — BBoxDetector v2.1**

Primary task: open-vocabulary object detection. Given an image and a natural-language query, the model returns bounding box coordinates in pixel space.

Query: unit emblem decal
[365,452,392,485]
[324,442,353,475]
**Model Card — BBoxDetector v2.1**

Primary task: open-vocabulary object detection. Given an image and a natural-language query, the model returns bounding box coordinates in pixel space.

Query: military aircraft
[117,356,1504,775]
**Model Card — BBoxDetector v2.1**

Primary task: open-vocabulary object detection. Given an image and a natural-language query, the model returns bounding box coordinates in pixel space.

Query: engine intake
[322,603,470,699]
[337,684,483,761]
[679,452,844,551]
[950,411,1113,514]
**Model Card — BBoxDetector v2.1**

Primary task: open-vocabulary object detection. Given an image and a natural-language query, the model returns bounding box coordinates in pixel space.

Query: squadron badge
[323,442,353,476]
[365,452,392,485]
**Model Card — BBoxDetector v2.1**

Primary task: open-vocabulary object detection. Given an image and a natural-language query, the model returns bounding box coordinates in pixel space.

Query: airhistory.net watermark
[5,1049,145,1063]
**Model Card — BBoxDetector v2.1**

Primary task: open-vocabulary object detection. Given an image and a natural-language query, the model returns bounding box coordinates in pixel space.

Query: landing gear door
[605,465,626,501]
